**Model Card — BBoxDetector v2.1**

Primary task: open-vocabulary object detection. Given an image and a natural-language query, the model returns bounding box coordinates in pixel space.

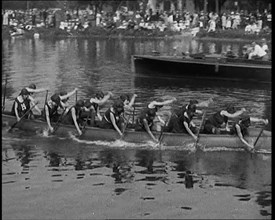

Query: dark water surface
[2,37,271,219]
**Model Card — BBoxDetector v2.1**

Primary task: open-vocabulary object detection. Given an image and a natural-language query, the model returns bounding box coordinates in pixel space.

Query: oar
[158,120,168,145]
[2,77,8,111]
[253,127,265,148]
[8,102,39,132]
[51,110,67,134]
[75,90,78,103]
[44,90,48,105]
[80,111,91,136]
[194,111,206,149]
[120,114,132,138]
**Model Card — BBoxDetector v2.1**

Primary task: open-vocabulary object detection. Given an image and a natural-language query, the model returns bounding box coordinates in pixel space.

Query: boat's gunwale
[133,55,271,69]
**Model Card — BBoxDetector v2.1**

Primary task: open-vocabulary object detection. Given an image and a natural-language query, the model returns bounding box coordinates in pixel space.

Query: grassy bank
[2,25,271,42]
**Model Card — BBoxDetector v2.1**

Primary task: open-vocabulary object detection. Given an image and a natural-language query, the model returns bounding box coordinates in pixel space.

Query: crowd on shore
[2,6,272,39]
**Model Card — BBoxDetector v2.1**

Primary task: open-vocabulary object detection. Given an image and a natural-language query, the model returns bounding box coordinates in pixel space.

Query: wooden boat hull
[131,55,271,83]
[2,113,271,150]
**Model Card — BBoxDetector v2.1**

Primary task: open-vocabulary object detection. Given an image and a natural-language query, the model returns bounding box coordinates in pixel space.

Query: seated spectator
[248,41,269,61]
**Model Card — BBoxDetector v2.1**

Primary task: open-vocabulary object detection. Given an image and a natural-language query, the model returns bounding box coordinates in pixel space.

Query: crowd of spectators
[2,6,272,37]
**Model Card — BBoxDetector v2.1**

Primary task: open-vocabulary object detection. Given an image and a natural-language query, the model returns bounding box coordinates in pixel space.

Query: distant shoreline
[2,25,271,43]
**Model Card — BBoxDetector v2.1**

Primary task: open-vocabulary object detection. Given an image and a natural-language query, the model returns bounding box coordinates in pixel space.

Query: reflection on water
[2,37,271,219]
[2,133,272,218]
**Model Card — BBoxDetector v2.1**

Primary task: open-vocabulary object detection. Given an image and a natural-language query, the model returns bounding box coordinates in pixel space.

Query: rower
[11,88,32,121]
[203,104,246,134]
[230,114,268,152]
[120,93,137,125]
[62,99,86,136]
[81,91,114,126]
[24,83,48,116]
[43,94,65,133]
[135,97,176,143]
[98,99,125,137]
[165,103,199,141]
[164,99,212,136]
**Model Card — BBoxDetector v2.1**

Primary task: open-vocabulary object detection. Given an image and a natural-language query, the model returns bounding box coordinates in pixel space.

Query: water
[2,37,271,219]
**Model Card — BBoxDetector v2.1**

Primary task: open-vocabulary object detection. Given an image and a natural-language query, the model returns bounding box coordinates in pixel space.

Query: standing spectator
[221,12,226,29]
[31,11,36,26]
[266,11,271,28]
[226,13,232,29]
[42,9,47,26]
[3,10,9,25]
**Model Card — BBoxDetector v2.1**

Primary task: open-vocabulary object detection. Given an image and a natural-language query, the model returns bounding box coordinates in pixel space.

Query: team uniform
[135,106,158,131]
[11,89,31,119]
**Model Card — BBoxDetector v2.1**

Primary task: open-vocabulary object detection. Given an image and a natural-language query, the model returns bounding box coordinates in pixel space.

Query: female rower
[62,100,86,136]
[230,114,268,152]
[11,88,32,121]
[135,97,176,143]
[43,88,78,133]
[98,99,125,137]
[80,91,114,126]
[120,93,138,125]
[203,104,246,134]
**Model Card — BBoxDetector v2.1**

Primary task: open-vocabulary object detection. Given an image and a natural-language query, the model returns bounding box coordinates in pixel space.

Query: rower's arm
[128,94,137,108]
[45,105,53,131]
[14,102,20,121]
[183,121,197,141]
[235,124,254,150]
[60,88,78,100]
[71,107,82,135]
[110,112,122,137]
[29,96,41,115]
[26,88,48,93]
[143,118,158,143]
[95,106,102,121]
[222,108,246,118]
[196,98,213,108]
[96,91,113,105]
[151,97,177,107]
[250,117,269,125]
[156,115,165,125]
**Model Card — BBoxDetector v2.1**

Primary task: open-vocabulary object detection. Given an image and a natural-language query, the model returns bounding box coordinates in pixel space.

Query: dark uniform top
[11,96,31,118]
[135,106,158,131]
[204,110,228,134]
[165,104,196,133]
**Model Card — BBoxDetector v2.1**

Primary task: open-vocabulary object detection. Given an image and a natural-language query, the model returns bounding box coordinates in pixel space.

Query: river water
[2,36,271,219]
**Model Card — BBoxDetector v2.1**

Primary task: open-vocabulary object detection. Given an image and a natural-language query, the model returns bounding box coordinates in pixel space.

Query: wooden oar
[44,90,48,105]
[51,110,67,134]
[253,127,265,148]
[2,77,8,111]
[80,111,92,136]
[120,114,132,138]
[8,102,39,132]
[194,111,206,149]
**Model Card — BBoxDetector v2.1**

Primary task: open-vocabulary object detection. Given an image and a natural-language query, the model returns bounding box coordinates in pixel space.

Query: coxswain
[62,99,86,136]
[11,88,32,121]
[135,97,176,143]
[230,114,268,153]
[98,99,125,137]
[203,104,246,134]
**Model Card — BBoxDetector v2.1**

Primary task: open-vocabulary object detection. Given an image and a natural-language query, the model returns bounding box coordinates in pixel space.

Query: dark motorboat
[131,54,271,83]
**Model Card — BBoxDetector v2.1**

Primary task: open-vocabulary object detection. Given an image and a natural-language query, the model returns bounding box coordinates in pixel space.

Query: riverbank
[2,25,271,42]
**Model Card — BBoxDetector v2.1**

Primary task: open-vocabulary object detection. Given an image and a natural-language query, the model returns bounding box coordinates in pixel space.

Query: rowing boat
[131,54,271,83]
[2,112,271,151]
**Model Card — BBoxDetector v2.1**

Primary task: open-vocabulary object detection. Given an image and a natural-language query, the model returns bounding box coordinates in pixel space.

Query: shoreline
[2,26,271,43]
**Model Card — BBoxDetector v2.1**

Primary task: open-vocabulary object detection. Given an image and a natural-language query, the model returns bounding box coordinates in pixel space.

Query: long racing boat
[2,112,271,151]
[131,54,271,83]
